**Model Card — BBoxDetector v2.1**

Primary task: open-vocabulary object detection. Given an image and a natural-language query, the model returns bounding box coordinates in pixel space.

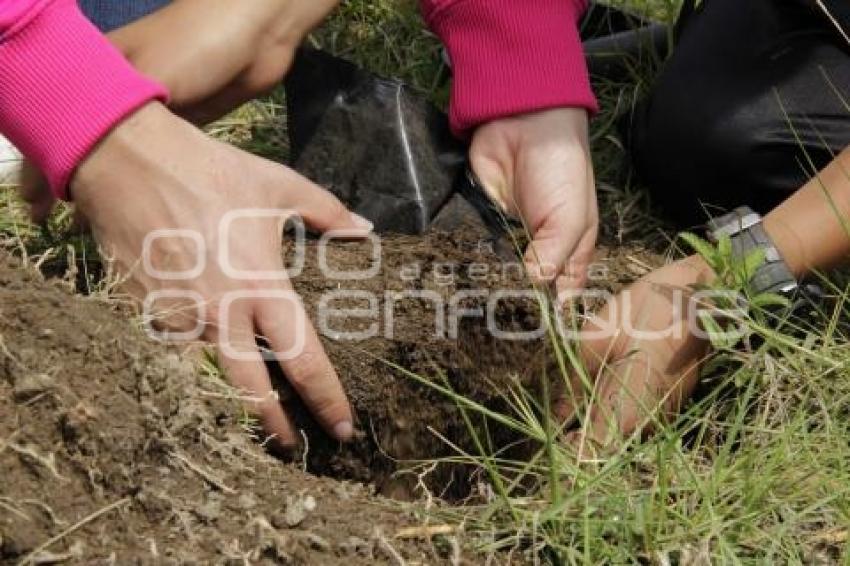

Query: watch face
[710,210,762,240]
[779,282,799,294]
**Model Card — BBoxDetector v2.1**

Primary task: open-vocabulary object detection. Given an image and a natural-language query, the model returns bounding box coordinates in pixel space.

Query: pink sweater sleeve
[421,0,597,137]
[0,0,167,200]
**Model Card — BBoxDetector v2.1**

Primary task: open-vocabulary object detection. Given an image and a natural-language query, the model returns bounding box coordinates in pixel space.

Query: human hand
[556,255,715,452]
[111,0,339,123]
[469,107,598,291]
[71,102,372,447]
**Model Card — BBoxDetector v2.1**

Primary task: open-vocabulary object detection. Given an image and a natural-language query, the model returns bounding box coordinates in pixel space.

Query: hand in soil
[70,102,372,447]
[470,107,598,292]
[557,255,714,452]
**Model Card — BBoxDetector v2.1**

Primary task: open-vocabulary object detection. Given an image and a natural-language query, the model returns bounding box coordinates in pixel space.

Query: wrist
[71,102,172,205]
[528,107,589,145]
[0,0,167,200]
[761,217,807,280]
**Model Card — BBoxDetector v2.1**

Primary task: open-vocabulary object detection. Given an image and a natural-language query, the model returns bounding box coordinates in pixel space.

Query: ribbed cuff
[424,0,598,137]
[0,0,168,200]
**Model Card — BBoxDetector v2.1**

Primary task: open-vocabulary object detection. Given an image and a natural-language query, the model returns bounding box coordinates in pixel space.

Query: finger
[552,297,620,426]
[581,332,705,447]
[523,178,598,286]
[552,332,607,425]
[555,223,597,294]
[275,168,373,234]
[213,314,298,447]
[254,289,354,442]
[18,162,55,224]
[522,143,596,284]
[469,145,514,212]
[522,201,583,282]
[556,182,599,292]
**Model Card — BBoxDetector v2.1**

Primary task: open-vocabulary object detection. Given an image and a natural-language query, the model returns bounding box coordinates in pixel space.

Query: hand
[470,107,598,291]
[18,161,54,225]
[72,102,372,447]
[556,255,715,452]
[111,0,339,123]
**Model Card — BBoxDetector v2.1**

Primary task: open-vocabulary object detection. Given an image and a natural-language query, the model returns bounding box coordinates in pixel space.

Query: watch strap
[707,207,798,296]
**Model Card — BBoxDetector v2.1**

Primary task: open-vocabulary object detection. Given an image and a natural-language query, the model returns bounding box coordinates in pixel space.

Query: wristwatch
[706,206,798,295]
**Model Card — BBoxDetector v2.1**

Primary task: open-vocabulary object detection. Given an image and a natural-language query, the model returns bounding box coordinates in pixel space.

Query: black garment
[625,0,850,229]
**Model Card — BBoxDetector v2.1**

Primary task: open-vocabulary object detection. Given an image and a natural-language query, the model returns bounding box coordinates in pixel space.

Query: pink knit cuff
[0,0,167,200]
[424,0,597,137]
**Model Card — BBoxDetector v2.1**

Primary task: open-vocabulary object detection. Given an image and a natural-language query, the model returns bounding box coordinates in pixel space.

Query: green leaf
[749,292,792,310]
[698,310,744,350]
[717,234,732,262]
[742,247,767,282]
[701,352,736,376]
[679,232,717,265]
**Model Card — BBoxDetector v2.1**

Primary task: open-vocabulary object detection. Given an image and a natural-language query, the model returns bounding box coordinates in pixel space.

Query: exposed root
[169,450,236,495]
[395,524,457,540]
[18,497,130,566]
[414,462,439,510]
[170,510,199,544]
[8,442,67,482]
[26,541,83,565]
[0,496,30,521]
[300,429,309,472]
[199,431,260,472]
[0,332,25,370]
[375,528,406,566]
[20,499,66,527]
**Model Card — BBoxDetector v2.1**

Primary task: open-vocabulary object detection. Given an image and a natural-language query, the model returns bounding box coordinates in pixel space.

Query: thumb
[469,144,514,213]
[522,204,578,282]
[279,169,373,234]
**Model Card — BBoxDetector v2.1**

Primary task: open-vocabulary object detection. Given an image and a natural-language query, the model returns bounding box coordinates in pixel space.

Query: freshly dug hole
[0,230,662,562]
[281,230,663,500]
[284,231,551,500]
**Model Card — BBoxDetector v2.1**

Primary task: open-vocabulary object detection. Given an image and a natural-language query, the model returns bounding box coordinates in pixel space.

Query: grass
[2,0,850,563]
[413,263,850,563]
[306,1,850,562]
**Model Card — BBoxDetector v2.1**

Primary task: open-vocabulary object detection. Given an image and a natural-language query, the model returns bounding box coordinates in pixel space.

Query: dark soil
[288,231,551,500]
[0,231,662,564]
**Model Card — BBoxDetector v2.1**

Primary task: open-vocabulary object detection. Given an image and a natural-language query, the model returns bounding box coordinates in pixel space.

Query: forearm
[108,0,338,117]
[763,147,850,278]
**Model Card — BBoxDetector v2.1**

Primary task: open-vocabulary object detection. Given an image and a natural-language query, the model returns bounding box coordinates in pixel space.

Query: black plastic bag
[283,4,667,236]
[286,48,468,234]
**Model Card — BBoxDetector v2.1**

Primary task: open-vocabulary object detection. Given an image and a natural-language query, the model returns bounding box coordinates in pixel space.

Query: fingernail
[333,420,354,441]
[350,213,374,232]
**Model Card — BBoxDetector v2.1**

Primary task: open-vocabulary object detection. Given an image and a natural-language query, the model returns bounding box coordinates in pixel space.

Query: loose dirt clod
[273,494,316,528]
